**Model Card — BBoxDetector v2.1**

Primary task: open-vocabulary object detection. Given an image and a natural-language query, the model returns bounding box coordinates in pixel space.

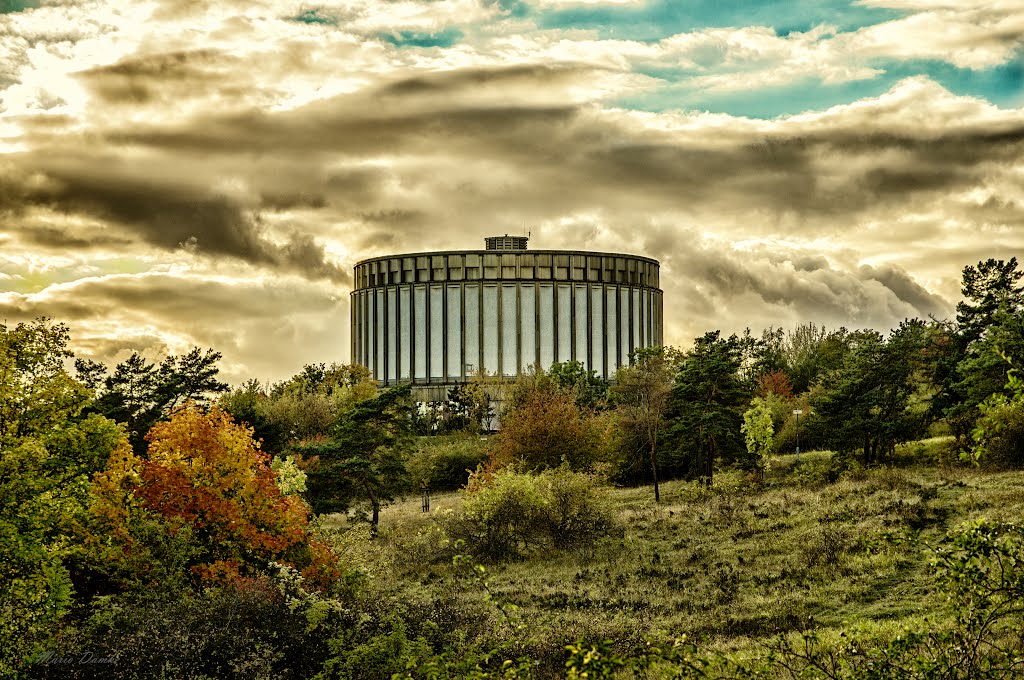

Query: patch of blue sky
[616,75,891,118]
[495,0,531,19]
[381,28,464,49]
[536,0,904,42]
[619,53,1023,118]
[0,0,39,13]
[881,57,1024,109]
[289,8,337,25]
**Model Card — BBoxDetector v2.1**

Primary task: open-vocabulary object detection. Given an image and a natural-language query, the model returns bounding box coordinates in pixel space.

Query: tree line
[0,256,1021,676]
[467,257,1024,498]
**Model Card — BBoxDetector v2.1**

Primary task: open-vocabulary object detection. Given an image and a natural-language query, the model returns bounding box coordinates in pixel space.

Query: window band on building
[351,237,663,397]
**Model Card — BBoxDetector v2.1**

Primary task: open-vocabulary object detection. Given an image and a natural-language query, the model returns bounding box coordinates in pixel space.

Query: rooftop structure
[484,234,530,251]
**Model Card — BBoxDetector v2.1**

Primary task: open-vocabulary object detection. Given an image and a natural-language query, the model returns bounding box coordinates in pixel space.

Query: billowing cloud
[0,0,1021,382]
[0,271,350,384]
[0,153,349,282]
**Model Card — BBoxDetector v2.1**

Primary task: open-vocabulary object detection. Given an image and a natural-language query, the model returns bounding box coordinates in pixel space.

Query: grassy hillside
[323,439,1024,674]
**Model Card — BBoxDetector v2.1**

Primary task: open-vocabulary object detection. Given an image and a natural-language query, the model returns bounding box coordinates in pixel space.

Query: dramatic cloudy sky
[1,0,1022,384]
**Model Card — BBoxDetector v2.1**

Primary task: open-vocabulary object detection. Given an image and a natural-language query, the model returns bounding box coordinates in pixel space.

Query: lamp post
[793,409,803,463]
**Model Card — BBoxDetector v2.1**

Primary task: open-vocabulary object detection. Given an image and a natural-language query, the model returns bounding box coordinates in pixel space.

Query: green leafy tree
[435,384,481,434]
[957,309,1024,404]
[970,356,1024,467]
[73,357,107,390]
[741,396,774,475]
[0,319,127,675]
[492,368,616,474]
[407,435,489,491]
[95,348,228,452]
[444,371,502,433]
[271,454,308,495]
[956,257,1024,344]
[611,348,675,502]
[252,363,378,446]
[0,319,91,442]
[664,332,749,485]
[219,379,288,453]
[301,384,414,527]
[748,326,788,379]
[810,322,932,464]
[548,360,610,409]
[939,258,1024,446]
[782,323,851,394]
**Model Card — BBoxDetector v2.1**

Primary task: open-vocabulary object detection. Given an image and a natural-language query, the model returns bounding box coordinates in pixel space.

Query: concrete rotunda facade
[351,236,663,399]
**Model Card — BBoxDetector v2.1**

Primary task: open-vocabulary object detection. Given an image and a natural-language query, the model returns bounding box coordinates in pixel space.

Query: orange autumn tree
[90,404,340,590]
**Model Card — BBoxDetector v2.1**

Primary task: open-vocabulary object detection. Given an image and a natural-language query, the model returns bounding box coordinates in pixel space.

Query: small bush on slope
[444,468,619,561]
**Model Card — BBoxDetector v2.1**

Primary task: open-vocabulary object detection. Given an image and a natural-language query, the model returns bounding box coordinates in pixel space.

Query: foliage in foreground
[397,518,1024,679]
[19,443,1024,680]
[31,564,349,680]
[0,320,124,676]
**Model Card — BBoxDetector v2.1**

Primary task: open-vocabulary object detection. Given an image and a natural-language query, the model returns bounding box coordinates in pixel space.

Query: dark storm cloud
[78,65,1022,235]
[0,160,349,283]
[258,191,327,210]
[820,126,1024,159]
[359,209,424,225]
[375,63,600,97]
[582,122,1024,215]
[0,273,341,331]
[16,224,133,249]
[75,49,232,104]
[105,102,579,157]
[968,195,1024,227]
[858,264,951,319]
[598,119,1024,221]
[96,63,604,160]
[580,141,817,209]
[662,237,954,331]
[82,49,224,79]
[74,333,173,362]
[356,229,400,251]
[0,289,101,321]
[356,211,428,248]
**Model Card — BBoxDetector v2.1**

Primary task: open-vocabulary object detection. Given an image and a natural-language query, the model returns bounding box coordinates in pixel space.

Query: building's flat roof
[354,249,660,267]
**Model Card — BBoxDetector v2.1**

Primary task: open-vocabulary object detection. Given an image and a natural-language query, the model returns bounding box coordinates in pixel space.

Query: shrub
[544,468,619,551]
[974,398,1024,469]
[321,625,433,680]
[35,570,348,680]
[445,468,618,561]
[490,381,617,473]
[407,435,490,491]
[740,396,774,475]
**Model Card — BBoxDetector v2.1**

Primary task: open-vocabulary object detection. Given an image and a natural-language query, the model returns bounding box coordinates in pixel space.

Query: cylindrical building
[351,237,662,398]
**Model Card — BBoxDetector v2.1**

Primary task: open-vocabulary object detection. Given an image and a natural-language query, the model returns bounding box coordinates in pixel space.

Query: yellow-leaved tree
[90,404,341,590]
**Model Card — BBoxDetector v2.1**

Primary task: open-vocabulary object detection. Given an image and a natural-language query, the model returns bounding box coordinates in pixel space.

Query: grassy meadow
[322,437,1024,674]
